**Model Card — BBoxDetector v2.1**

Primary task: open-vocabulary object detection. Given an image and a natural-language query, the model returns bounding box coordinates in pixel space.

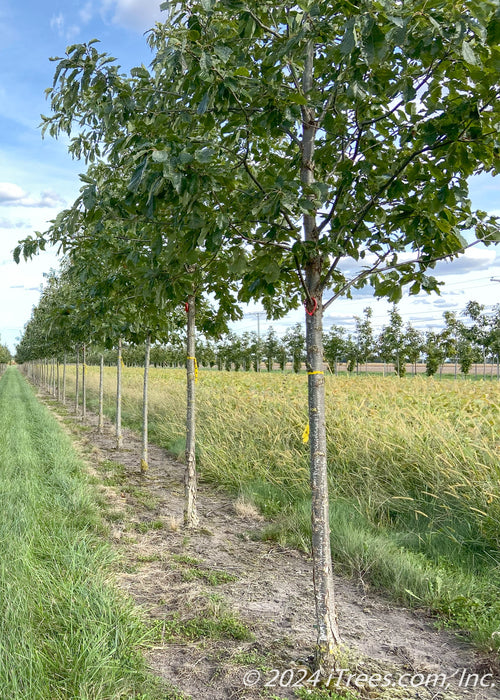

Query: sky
[0,1,499,352]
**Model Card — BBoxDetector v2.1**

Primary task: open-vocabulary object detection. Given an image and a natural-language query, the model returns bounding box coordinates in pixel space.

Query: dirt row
[44,394,499,700]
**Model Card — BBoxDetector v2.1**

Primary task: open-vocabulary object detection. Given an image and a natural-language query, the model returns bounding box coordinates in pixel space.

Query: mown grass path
[0,368,158,700]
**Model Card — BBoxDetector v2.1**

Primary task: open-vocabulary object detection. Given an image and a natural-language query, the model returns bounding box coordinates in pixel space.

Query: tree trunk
[75,347,80,415]
[98,353,104,434]
[82,344,87,421]
[301,37,340,674]
[184,295,199,528]
[52,358,56,395]
[116,338,123,449]
[56,360,60,401]
[62,353,67,404]
[141,335,151,474]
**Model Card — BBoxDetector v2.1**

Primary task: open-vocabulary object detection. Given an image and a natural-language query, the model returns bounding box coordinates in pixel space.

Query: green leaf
[461,41,478,65]
[290,92,308,105]
[214,45,232,63]
[128,159,147,193]
[340,20,357,55]
[130,66,150,79]
[151,150,170,164]
[486,11,500,46]
[195,147,215,163]
[233,67,250,77]
[82,185,96,210]
[197,91,210,115]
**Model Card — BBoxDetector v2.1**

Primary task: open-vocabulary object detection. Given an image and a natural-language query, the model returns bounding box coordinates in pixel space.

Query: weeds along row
[51,365,500,653]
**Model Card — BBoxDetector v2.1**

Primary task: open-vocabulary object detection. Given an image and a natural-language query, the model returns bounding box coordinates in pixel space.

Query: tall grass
[0,368,159,699]
[65,365,500,650]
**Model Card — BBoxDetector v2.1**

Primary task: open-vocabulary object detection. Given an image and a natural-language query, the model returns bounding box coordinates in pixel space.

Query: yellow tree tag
[187,356,199,382]
[302,423,310,444]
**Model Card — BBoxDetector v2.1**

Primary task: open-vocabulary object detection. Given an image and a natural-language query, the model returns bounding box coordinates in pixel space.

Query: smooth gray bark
[98,353,104,433]
[141,336,151,474]
[116,338,123,449]
[75,347,80,415]
[82,344,87,420]
[62,353,67,404]
[184,295,199,528]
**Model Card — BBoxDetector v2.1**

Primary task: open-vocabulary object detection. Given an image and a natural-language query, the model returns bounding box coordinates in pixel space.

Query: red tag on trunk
[305,297,318,316]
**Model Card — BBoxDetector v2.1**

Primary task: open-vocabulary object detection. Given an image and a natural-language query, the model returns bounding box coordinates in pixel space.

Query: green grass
[160,607,253,642]
[58,366,500,653]
[0,368,162,699]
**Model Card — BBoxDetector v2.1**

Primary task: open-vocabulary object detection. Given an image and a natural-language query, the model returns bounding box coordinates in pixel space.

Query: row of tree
[0,339,12,366]
[19,300,499,378]
[14,0,500,673]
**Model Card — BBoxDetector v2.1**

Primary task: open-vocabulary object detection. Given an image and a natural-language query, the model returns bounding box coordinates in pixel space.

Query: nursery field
[63,366,500,652]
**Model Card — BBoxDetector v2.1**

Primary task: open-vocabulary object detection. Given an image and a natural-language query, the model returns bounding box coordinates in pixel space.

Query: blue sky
[0,1,499,351]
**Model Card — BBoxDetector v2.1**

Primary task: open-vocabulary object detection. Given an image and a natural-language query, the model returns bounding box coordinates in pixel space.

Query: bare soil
[44,396,500,700]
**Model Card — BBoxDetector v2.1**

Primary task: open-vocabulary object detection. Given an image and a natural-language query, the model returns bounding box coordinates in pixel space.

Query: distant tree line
[41,300,498,378]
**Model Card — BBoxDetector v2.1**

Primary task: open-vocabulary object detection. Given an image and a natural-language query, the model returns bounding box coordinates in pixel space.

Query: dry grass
[233,497,264,521]
[62,366,500,544]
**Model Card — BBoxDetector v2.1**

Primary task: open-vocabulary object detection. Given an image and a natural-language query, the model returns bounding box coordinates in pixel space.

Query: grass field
[59,365,500,652]
[0,367,162,699]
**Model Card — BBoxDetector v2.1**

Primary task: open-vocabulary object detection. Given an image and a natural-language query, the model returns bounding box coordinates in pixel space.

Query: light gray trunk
[52,358,56,395]
[82,344,87,420]
[62,353,67,404]
[98,353,104,433]
[184,295,199,528]
[75,347,80,415]
[56,361,60,401]
[305,302,342,673]
[116,338,123,449]
[301,37,340,673]
[141,336,151,474]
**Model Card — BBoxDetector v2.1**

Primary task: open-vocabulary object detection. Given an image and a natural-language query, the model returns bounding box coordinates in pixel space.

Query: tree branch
[322,239,485,311]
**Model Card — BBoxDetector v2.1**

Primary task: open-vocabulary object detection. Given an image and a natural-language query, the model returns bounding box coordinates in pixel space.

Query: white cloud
[101,0,166,32]
[50,13,65,33]
[79,2,94,25]
[0,182,26,203]
[0,217,29,229]
[50,13,80,40]
[0,183,65,209]
[432,247,498,276]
